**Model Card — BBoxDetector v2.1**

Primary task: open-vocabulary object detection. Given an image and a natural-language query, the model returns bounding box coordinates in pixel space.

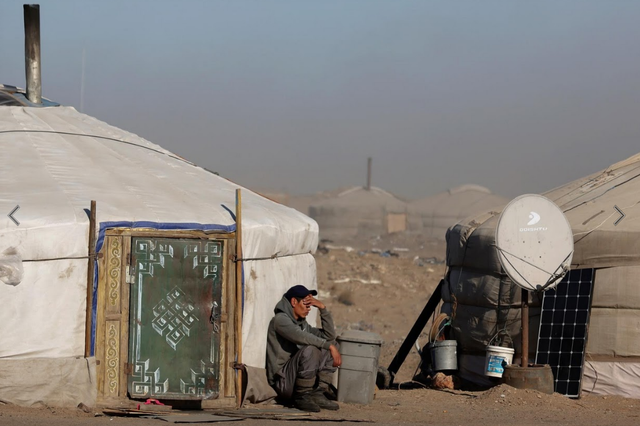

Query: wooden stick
[84,200,97,357]
[235,189,243,408]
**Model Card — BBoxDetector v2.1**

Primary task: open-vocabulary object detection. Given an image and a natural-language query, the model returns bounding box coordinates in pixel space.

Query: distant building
[408,184,508,240]
[309,186,408,241]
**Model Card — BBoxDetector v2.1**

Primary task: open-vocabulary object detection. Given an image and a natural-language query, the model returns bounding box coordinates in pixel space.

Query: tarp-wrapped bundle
[0,95,319,407]
[443,153,640,397]
[408,185,508,240]
[442,214,542,387]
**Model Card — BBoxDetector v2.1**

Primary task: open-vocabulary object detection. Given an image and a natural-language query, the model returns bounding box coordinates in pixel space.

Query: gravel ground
[2,385,640,426]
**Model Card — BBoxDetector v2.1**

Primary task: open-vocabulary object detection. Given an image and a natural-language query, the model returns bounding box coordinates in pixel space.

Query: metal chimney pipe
[366,157,372,190]
[24,4,42,104]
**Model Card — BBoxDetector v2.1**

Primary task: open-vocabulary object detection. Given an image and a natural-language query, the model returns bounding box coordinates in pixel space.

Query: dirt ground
[316,233,447,383]
[3,233,640,425]
[3,385,640,426]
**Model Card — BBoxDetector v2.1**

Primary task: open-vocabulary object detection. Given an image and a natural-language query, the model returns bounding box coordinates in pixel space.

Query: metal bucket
[428,340,457,372]
[503,364,554,394]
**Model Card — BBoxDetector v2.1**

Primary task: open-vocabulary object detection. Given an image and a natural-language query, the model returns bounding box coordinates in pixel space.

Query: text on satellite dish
[519,226,548,232]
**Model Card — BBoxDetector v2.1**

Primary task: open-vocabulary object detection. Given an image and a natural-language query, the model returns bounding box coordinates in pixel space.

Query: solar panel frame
[535,268,595,398]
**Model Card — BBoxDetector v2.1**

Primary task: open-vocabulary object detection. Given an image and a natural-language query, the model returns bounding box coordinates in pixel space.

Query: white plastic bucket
[484,345,515,378]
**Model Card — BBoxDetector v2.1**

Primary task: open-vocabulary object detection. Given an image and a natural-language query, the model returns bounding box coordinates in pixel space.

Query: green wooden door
[128,238,223,400]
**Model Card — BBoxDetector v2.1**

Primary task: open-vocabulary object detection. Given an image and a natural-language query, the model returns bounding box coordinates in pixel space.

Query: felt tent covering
[442,153,640,397]
[0,104,318,406]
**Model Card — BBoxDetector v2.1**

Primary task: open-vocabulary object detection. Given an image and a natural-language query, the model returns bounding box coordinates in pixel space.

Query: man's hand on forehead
[304,295,325,310]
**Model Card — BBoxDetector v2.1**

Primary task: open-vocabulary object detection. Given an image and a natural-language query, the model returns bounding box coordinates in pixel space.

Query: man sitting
[266,285,342,412]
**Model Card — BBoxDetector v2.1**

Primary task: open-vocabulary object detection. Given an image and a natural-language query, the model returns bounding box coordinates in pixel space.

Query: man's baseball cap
[284,285,318,300]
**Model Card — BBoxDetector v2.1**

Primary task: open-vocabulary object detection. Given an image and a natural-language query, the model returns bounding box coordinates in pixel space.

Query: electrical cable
[572,199,640,245]
[0,129,194,166]
[561,169,640,214]
[233,251,311,262]
[585,355,598,394]
[549,163,640,210]
[493,245,573,290]
[22,255,93,262]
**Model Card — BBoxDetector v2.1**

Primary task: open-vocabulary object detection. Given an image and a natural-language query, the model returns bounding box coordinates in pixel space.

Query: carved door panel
[128,238,223,400]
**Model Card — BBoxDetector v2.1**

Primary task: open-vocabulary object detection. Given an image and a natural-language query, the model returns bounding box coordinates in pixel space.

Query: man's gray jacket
[266,296,336,386]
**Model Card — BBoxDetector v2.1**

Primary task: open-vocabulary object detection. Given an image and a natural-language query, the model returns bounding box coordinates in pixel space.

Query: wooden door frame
[94,228,238,407]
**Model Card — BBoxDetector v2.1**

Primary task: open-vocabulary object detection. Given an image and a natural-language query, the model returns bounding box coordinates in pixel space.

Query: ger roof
[410,184,508,216]
[450,153,640,269]
[310,185,407,210]
[0,103,318,261]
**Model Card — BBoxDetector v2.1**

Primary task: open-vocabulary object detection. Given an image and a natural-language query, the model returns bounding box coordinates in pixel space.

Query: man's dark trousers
[274,345,336,399]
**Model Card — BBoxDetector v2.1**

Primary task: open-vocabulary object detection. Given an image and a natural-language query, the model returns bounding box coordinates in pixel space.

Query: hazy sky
[2,1,640,199]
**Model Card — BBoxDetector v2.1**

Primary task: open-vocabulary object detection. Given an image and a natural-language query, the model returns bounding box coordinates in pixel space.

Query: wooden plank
[105,229,130,237]
[105,313,122,321]
[104,320,121,397]
[105,235,123,316]
[106,228,234,240]
[235,189,243,408]
[95,237,108,398]
[224,238,237,398]
[104,235,123,398]
[119,236,132,398]
[96,234,129,400]
[201,396,237,409]
[217,239,227,397]
[85,200,97,357]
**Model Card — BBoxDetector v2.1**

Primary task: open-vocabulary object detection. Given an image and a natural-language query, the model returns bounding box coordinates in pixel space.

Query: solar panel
[535,268,595,397]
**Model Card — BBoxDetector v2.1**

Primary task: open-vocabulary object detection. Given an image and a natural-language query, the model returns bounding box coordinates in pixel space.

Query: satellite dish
[495,194,573,292]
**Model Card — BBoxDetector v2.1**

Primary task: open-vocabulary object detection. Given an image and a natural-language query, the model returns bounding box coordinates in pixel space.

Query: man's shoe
[317,372,338,401]
[293,392,321,412]
[311,389,339,411]
[322,384,338,401]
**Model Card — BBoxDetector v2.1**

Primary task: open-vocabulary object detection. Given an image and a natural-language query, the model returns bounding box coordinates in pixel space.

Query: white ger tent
[443,152,640,398]
[0,95,318,407]
[408,184,508,240]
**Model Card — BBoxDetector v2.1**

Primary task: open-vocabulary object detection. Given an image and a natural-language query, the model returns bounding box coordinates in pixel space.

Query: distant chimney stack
[24,4,42,104]
[366,157,372,191]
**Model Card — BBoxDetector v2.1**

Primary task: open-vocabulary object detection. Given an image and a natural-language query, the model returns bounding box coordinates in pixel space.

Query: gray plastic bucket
[336,330,383,405]
[428,340,458,372]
